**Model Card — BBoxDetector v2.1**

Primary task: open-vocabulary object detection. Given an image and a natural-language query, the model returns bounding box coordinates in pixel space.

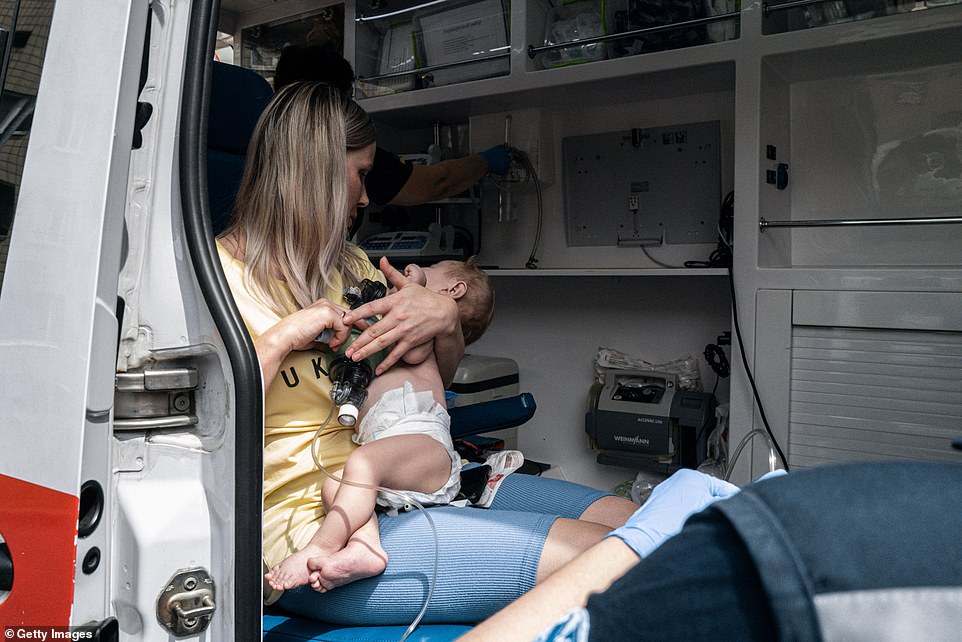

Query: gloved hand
[608,469,739,559]
[754,468,787,483]
[478,145,512,176]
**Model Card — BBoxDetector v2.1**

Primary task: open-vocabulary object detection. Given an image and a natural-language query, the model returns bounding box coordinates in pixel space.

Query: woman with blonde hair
[217,81,639,625]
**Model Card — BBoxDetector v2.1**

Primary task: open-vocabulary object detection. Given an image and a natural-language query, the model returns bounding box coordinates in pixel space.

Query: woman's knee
[579,494,638,528]
[537,517,610,582]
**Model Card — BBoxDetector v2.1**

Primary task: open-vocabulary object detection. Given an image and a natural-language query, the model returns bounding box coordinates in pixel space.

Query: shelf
[761,0,962,36]
[424,196,478,204]
[354,0,511,99]
[351,2,962,126]
[525,1,740,72]
[359,48,737,127]
[485,268,728,276]
[759,12,962,82]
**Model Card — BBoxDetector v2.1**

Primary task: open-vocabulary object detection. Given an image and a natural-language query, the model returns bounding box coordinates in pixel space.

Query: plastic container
[541,1,607,69]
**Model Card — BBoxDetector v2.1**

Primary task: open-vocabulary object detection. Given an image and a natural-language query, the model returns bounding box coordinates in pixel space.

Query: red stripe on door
[0,474,78,626]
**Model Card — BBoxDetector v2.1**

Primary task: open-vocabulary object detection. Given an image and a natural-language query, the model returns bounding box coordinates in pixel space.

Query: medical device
[485,119,545,268]
[317,279,388,426]
[447,355,520,407]
[359,223,462,265]
[585,370,716,473]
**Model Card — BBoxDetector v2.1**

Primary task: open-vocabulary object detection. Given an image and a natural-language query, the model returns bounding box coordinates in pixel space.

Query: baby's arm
[363,357,446,418]
[400,339,435,366]
[373,263,434,368]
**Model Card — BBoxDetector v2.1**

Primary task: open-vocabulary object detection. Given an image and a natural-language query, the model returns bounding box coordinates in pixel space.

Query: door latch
[114,367,198,430]
[156,567,216,636]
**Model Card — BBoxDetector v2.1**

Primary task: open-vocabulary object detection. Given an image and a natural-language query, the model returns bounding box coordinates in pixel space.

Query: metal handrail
[357,51,509,83]
[356,0,449,23]
[763,0,836,15]
[527,11,741,58]
[759,215,962,231]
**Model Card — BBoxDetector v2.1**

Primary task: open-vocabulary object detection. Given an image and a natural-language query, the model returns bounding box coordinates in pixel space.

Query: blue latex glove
[755,469,787,483]
[608,469,739,559]
[478,145,512,176]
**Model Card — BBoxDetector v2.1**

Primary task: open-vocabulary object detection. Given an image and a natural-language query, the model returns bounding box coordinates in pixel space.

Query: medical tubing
[728,265,790,471]
[311,408,439,642]
[513,148,544,269]
[487,146,544,268]
[641,245,683,269]
[724,429,777,482]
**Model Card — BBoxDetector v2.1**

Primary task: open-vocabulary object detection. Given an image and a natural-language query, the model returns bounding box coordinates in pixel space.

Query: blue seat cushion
[448,393,536,439]
[207,62,273,234]
[263,609,472,642]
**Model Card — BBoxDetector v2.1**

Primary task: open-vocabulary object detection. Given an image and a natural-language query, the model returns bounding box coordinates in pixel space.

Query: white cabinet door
[748,290,962,476]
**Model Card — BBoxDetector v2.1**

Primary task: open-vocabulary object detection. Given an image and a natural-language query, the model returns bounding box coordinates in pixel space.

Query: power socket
[628,194,640,210]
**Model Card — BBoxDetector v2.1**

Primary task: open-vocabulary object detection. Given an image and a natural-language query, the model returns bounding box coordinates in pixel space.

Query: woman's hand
[607,469,739,559]
[342,257,464,382]
[255,298,352,387]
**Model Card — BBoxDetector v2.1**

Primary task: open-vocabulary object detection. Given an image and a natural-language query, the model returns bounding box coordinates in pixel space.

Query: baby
[265,257,494,593]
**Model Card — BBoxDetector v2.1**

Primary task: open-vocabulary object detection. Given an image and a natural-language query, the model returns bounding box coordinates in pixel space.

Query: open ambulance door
[0,0,262,638]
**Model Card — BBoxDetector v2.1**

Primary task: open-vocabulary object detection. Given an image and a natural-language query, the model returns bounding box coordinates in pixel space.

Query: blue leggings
[276,474,611,625]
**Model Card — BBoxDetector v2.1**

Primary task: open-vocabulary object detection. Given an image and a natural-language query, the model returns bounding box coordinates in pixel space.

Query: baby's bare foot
[307,540,388,592]
[265,544,332,591]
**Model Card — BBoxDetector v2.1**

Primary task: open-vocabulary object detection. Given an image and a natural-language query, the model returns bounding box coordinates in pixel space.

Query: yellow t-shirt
[216,241,385,567]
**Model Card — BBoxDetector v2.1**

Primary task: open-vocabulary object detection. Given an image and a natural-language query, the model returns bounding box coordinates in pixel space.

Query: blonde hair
[446,257,494,345]
[222,82,376,316]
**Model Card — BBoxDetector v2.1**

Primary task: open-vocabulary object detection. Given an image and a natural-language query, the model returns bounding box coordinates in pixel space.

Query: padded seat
[207,61,273,234]
[448,393,536,439]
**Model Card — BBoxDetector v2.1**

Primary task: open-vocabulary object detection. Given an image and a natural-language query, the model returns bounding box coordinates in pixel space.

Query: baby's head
[404,257,494,345]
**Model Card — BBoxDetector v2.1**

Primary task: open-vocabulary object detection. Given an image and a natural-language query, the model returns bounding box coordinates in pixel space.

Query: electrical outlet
[628,194,640,210]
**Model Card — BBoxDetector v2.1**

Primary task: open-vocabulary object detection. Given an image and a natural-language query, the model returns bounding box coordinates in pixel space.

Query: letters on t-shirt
[280,355,330,388]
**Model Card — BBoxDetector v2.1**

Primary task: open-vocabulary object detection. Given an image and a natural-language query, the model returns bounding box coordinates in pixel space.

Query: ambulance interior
[214,1,962,638]
[0,0,960,640]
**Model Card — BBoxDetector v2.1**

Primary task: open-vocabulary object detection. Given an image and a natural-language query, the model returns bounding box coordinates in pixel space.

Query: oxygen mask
[318,278,388,426]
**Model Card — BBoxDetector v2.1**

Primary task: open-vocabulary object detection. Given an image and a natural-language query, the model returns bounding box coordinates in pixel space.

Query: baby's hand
[403,263,427,287]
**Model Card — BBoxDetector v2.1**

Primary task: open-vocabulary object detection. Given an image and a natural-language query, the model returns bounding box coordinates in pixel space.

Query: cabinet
[354,0,511,97]
[731,4,962,482]
[349,0,962,487]
[223,0,962,488]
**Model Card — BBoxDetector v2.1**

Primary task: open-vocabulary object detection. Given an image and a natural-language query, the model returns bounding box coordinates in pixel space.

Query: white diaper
[355,381,462,511]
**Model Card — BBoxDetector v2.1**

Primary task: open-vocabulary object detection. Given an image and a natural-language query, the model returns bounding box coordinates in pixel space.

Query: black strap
[714,490,824,642]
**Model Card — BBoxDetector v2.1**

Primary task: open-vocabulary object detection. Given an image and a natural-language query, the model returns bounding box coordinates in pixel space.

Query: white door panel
[750,290,962,476]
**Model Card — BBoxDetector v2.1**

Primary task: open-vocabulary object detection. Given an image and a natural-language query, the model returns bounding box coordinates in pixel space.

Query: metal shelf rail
[759,215,962,231]
[527,11,741,59]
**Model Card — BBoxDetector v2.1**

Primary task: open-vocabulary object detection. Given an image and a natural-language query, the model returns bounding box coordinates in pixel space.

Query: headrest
[208,61,273,156]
